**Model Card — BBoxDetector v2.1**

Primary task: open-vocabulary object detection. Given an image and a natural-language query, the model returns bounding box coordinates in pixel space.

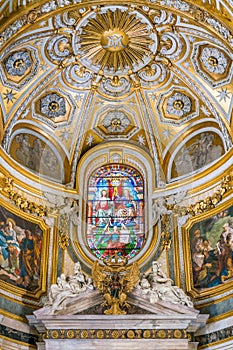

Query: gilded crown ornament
[92,253,140,315]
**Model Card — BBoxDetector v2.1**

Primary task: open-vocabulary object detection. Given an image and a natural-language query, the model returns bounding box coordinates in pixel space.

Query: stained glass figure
[86,164,144,260]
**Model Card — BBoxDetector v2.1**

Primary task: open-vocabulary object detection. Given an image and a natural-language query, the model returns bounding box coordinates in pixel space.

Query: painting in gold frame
[0,199,49,297]
[183,201,233,299]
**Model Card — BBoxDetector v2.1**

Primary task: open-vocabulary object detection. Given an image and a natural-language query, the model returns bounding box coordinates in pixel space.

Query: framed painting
[183,201,233,299]
[0,200,49,296]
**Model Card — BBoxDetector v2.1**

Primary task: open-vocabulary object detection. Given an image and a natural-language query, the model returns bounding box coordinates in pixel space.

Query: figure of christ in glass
[87,164,145,260]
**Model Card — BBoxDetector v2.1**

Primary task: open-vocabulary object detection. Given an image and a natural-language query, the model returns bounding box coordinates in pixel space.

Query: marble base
[28,313,206,350]
[0,337,35,350]
[28,290,208,350]
[43,338,190,350]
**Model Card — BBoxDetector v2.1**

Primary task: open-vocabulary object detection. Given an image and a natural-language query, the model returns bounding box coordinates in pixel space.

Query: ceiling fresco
[0,0,232,186]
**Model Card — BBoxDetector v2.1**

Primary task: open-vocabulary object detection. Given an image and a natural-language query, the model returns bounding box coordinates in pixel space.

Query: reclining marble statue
[136,261,193,307]
[44,261,94,314]
[43,259,193,315]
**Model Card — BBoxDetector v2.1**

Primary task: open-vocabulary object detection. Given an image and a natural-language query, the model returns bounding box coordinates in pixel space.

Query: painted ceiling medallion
[74,6,157,75]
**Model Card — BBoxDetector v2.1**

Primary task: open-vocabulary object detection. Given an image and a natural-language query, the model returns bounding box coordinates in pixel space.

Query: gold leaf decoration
[77,7,157,74]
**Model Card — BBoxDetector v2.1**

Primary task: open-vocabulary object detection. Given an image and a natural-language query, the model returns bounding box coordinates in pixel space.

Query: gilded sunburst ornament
[74,6,157,75]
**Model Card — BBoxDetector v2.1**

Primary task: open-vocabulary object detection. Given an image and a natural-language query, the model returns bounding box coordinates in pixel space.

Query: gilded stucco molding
[172,174,233,217]
[154,173,232,220]
[160,214,172,251]
[154,174,232,256]
[0,171,48,217]
[44,327,188,340]
[58,216,70,250]
[0,0,232,24]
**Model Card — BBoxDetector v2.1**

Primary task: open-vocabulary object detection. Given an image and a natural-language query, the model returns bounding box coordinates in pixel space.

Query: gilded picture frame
[182,199,233,301]
[0,199,50,301]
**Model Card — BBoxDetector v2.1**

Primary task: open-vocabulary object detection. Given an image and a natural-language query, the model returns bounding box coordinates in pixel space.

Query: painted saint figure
[17,229,35,287]
[95,189,113,225]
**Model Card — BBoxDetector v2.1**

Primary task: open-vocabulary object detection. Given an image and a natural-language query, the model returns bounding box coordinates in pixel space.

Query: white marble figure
[137,261,193,308]
[59,198,80,226]
[152,191,187,225]
[152,197,168,225]
[45,262,93,314]
[43,193,80,225]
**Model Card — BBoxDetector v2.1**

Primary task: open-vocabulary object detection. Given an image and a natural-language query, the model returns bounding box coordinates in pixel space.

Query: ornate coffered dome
[0,0,232,187]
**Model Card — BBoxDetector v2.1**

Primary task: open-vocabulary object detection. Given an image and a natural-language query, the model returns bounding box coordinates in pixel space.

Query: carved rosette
[1,48,39,89]
[157,87,199,125]
[4,51,32,76]
[40,93,66,119]
[166,92,192,117]
[200,47,227,74]
[192,43,233,87]
[34,89,75,126]
[102,111,130,133]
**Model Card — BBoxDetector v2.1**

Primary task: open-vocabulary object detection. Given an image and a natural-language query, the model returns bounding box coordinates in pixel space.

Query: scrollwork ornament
[54,12,77,28]
[45,34,73,64]
[159,32,183,60]
[138,63,168,86]
[192,8,205,21]
[63,63,93,88]
[27,9,41,23]
[99,76,131,96]
[152,10,174,25]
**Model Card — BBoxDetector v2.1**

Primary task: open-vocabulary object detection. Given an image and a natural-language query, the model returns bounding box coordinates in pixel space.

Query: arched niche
[74,142,158,268]
[167,128,226,182]
[9,129,65,183]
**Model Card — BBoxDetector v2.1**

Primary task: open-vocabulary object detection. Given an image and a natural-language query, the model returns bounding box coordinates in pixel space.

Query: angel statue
[92,255,140,315]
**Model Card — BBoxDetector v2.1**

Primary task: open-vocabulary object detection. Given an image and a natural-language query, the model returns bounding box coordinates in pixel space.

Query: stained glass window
[86,164,144,260]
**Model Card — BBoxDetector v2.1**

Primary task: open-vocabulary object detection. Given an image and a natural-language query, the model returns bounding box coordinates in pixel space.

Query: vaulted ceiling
[0,0,232,188]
